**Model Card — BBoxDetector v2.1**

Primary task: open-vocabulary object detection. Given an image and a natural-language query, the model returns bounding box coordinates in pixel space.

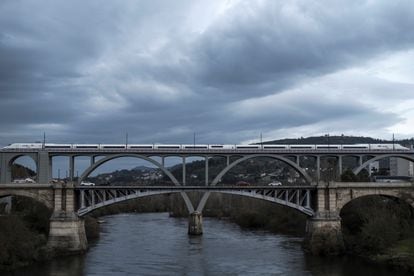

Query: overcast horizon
[1,0,414,148]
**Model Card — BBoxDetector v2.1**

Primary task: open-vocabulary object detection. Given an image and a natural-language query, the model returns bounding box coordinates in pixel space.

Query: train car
[73,144,99,149]
[154,144,181,149]
[316,144,341,150]
[235,145,261,149]
[100,144,126,149]
[263,145,288,150]
[127,144,154,149]
[287,145,315,150]
[341,144,369,150]
[370,143,409,150]
[3,143,43,149]
[44,143,72,149]
[183,144,208,149]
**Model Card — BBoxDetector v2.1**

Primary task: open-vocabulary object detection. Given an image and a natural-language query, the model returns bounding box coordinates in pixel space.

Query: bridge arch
[196,154,312,212]
[211,154,312,186]
[353,154,414,175]
[0,189,53,209]
[8,154,38,183]
[78,154,195,212]
[335,187,414,212]
[77,188,314,217]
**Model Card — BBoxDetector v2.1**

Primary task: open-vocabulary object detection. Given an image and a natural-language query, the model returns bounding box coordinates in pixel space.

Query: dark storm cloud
[190,1,414,96]
[1,0,414,146]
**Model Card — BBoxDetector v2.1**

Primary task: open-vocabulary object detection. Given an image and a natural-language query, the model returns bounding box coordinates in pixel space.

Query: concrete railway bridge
[0,148,414,254]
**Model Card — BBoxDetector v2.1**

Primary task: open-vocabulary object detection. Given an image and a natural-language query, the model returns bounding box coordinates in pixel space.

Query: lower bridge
[0,182,413,255]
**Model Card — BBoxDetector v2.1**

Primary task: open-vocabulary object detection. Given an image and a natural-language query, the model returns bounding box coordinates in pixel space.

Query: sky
[1,0,414,148]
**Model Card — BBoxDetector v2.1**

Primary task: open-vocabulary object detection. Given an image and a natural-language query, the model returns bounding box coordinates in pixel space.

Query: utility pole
[43,132,46,149]
[125,132,128,148]
[260,132,263,149]
[193,132,196,148]
[392,133,395,150]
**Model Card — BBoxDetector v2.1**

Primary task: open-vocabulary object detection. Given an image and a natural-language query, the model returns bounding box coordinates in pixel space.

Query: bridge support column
[47,183,87,254]
[37,151,52,184]
[182,157,186,185]
[316,156,321,183]
[305,212,344,255]
[305,184,344,255]
[188,211,203,235]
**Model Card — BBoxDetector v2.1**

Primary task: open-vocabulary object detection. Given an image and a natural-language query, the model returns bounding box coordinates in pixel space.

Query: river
[4,213,410,275]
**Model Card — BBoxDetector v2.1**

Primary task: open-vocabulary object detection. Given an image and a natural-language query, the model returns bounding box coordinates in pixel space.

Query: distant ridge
[259,135,414,145]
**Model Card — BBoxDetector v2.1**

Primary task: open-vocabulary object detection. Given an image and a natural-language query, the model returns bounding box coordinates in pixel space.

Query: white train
[2,143,410,151]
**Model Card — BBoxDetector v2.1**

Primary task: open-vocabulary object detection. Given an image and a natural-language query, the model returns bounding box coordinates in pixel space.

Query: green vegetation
[0,197,51,270]
[0,196,99,271]
[341,196,414,271]
[340,168,370,182]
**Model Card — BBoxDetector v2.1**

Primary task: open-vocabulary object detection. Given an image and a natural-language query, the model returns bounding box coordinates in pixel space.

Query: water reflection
[3,213,411,276]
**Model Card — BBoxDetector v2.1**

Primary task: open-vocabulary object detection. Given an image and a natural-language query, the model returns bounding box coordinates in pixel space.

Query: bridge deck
[1,148,413,155]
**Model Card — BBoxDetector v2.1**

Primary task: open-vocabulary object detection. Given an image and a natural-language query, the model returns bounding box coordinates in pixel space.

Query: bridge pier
[47,183,87,254]
[47,213,88,254]
[305,211,344,255]
[305,183,344,255]
[188,211,203,235]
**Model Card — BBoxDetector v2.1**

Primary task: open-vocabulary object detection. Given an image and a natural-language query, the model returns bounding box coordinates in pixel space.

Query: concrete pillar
[182,157,186,186]
[338,156,343,178]
[37,151,51,184]
[90,156,95,167]
[188,211,203,235]
[47,182,87,254]
[205,156,209,186]
[69,156,75,182]
[358,156,363,167]
[161,157,165,167]
[0,153,9,184]
[47,215,88,254]
[296,155,300,166]
[304,184,344,255]
[226,156,230,166]
[316,156,321,183]
[305,215,344,256]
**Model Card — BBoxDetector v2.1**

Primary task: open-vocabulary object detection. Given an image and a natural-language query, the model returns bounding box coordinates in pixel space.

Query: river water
[4,213,410,276]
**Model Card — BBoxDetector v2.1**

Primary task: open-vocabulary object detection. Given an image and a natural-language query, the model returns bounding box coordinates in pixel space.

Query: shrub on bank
[0,216,47,270]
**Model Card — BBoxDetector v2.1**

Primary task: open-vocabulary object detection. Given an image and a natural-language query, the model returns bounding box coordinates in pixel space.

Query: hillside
[259,135,413,146]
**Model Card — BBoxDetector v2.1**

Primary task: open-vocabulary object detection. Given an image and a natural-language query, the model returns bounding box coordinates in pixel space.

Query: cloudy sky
[1,0,414,147]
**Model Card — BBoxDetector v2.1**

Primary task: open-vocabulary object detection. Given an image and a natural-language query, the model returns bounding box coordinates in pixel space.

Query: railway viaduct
[0,147,414,255]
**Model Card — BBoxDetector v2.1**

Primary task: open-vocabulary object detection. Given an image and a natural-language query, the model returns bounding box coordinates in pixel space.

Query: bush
[0,216,47,270]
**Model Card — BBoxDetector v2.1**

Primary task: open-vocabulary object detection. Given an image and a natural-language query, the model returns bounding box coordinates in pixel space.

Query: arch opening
[10,155,37,183]
[212,154,312,186]
[353,154,414,177]
[81,156,176,186]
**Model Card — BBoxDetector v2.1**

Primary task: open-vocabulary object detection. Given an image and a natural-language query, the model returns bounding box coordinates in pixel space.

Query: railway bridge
[0,147,414,254]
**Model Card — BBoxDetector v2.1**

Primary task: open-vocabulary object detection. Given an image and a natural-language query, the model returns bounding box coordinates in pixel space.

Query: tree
[357,169,370,182]
[341,169,358,182]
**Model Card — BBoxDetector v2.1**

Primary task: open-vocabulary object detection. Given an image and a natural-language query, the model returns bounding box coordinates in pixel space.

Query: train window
[316,146,339,149]
[157,146,180,149]
[210,145,223,148]
[263,146,286,149]
[102,146,125,148]
[129,146,153,149]
[290,146,313,149]
[76,146,99,149]
[184,146,208,149]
